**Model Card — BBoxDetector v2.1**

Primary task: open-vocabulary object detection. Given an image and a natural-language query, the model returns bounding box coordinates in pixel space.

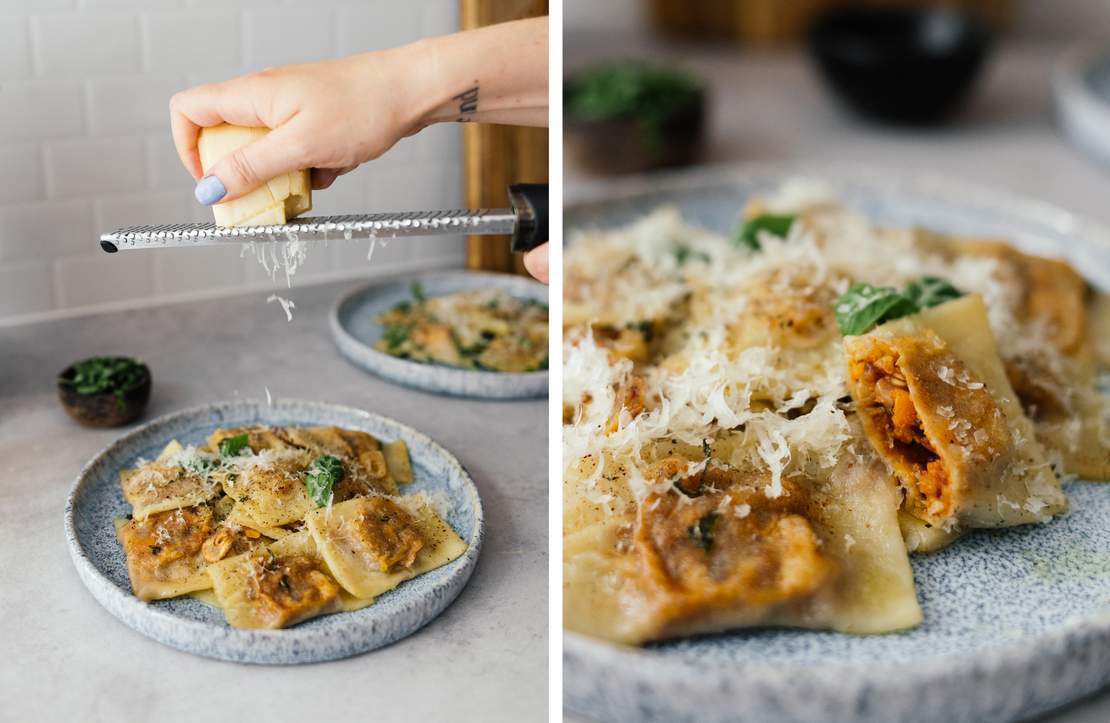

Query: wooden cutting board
[459,0,549,275]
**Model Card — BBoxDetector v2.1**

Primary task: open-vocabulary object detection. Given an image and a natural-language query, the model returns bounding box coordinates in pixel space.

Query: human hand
[170,17,548,206]
[170,48,426,205]
[523,243,549,285]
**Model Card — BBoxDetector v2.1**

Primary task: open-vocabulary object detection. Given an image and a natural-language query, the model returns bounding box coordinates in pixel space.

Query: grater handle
[508,184,548,252]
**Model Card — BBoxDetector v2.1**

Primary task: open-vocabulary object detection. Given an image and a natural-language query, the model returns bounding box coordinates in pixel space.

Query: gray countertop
[564,36,1110,723]
[0,272,547,723]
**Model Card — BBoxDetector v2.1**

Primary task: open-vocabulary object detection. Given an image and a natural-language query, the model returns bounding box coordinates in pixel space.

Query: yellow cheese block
[197,123,312,227]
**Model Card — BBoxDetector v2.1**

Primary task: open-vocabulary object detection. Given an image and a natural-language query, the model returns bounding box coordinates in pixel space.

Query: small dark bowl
[565,89,705,175]
[57,359,151,428]
[809,6,992,125]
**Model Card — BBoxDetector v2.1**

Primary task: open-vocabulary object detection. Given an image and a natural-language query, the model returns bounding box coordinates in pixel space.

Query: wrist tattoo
[453,83,479,122]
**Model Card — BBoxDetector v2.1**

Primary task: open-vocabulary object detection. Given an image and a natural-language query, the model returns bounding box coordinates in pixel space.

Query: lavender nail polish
[194,175,226,205]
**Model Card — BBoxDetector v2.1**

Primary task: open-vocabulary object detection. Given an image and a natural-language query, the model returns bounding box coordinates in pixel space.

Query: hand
[170,17,548,206]
[523,243,549,284]
[170,49,425,204]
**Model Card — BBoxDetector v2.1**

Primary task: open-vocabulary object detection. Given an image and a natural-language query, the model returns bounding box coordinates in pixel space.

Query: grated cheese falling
[266,294,295,322]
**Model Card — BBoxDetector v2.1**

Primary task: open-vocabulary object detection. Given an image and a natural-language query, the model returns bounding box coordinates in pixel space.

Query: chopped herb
[305,454,343,508]
[391,300,412,314]
[687,511,719,550]
[904,276,963,309]
[410,282,426,303]
[834,283,920,336]
[733,213,795,251]
[672,243,710,266]
[480,329,496,340]
[382,323,410,350]
[458,340,490,357]
[60,356,146,408]
[218,433,250,459]
[702,439,711,459]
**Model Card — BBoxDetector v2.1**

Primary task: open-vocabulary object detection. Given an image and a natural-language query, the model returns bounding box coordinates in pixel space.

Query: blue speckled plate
[64,399,483,664]
[564,164,1110,723]
[330,270,548,399]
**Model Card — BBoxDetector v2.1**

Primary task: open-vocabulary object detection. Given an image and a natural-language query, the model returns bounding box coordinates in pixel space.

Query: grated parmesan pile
[562,179,1076,515]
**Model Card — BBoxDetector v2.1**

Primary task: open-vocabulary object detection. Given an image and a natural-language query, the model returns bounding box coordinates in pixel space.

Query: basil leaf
[382,323,410,350]
[305,454,344,507]
[904,276,963,309]
[834,283,920,336]
[218,433,250,459]
[733,213,795,251]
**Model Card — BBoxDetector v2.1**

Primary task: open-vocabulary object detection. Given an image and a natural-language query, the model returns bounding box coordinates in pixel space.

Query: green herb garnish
[411,282,426,303]
[733,213,795,251]
[60,357,146,407]
[904,276,963,310]
[672,243,709,266]
[218,433,250,459]
[566,61,702,158]
[382,323,410,350]
[834,277,963,336]
[687,511,719,550]
[630,319,654,342]
[305,454,344,508]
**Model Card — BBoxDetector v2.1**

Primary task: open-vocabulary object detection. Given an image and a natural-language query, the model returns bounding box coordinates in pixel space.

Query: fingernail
[194,175,226,205]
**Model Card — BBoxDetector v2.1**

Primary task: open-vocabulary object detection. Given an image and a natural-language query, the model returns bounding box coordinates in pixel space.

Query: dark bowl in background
[58,359,151,428]
[564,75,705,175]
[808,6,992,125]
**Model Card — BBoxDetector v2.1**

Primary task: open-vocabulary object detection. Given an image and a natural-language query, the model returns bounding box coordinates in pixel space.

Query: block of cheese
[197,124,312,227]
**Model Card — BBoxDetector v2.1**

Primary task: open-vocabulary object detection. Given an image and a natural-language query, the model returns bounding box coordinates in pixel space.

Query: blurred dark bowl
[808,6,992,125]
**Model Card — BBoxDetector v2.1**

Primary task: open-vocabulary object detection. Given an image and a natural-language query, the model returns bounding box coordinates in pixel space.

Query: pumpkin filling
[850,347,953,522]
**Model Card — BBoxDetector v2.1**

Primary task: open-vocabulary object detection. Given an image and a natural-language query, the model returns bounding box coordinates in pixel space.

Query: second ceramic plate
[331,270,549,399]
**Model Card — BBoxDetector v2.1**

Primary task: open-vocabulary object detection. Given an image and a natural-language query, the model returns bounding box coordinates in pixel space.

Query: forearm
[396,16,549,130]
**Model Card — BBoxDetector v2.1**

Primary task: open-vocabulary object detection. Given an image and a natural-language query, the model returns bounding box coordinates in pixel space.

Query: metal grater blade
[99,208,517,252]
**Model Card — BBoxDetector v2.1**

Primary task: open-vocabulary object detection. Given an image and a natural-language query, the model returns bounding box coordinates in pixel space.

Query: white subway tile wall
[0,0,465,322]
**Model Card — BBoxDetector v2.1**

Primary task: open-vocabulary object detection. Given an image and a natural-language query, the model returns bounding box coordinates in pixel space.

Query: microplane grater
[99,184,548,254]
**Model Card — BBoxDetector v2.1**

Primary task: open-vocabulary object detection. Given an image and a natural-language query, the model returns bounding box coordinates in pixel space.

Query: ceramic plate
[564,164,1110,723]
[64,399,483,664]
[330,270,548,399]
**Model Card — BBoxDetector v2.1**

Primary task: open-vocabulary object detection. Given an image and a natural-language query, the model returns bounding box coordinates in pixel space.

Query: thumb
[194,123,310,205]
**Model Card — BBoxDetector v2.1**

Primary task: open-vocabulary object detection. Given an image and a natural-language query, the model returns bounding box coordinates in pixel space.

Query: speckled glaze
[64,399,483,665]
[330,270,548,399]
[564,165,1110,723]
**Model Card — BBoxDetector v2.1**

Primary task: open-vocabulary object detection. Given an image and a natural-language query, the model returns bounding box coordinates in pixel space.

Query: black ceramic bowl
[809,6,992,125]
[58,358,151,428]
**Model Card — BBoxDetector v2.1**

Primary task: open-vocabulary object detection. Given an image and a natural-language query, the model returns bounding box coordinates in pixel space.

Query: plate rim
[563,163,1110,722]
[63,397,484,664]
[329,269,549,400]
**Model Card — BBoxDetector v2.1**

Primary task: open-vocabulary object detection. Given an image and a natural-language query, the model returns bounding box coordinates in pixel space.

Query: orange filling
[850,349,952,521]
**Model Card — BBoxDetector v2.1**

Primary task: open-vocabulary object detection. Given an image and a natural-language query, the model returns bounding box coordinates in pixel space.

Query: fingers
[523,243,549,285]
[169,77,281,188]
[197,121,311,204]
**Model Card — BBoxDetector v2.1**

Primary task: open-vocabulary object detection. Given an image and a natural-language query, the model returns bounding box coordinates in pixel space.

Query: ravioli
[305,495,467,600]
[117,505,215,601]
[114,425,466,630]
[207,530,342,629]
[845,295,1067,532]
[119,442,220,519]
[564,451,919,644]
[220,449,316,527]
